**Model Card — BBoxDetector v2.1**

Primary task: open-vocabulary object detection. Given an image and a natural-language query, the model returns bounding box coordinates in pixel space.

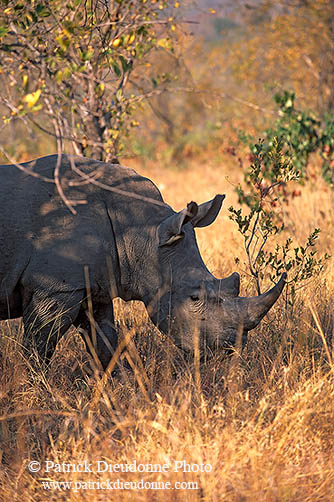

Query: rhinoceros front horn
[240,272,287,330]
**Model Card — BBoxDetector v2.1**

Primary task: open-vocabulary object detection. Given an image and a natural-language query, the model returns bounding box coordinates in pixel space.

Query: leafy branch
[239,91,334,185]
[229,136,329,303]
[0,0,181,162]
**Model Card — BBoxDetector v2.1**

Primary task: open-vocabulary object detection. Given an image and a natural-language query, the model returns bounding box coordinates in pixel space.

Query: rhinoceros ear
[190,194,225,228]
[158,201,198,246]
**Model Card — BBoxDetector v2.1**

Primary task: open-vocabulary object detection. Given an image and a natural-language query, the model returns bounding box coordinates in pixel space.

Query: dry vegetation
[0,154,333,501]
[0,0,333,499]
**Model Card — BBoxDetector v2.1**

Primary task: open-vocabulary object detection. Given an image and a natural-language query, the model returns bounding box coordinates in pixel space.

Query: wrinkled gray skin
[0,155,286,370]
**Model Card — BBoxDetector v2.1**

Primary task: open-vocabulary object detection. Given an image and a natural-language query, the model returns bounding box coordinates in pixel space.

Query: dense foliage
[239,91,334,184]
[0,0,178,162]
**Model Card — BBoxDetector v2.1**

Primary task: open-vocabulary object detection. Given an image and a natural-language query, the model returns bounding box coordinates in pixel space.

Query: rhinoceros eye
[190,295,200,301]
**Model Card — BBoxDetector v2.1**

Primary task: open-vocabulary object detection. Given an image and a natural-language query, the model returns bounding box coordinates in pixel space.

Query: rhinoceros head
[147,195,286,354]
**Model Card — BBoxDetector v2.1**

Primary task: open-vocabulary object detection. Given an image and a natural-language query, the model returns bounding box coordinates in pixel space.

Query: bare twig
[0,147,54,183]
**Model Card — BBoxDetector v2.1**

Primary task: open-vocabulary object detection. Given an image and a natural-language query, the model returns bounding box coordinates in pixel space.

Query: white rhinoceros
[0,154,286,369]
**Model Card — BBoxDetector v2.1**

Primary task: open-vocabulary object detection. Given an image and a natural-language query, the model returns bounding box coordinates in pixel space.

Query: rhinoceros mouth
[170,330,248,358]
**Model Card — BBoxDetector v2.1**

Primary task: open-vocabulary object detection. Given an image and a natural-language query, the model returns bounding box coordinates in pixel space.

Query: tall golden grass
[0,155,333,501]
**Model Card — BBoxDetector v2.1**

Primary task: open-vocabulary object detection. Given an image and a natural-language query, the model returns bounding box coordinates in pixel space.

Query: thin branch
[68,155,167,208]
[0,147,54,183]
[45,97,79,214]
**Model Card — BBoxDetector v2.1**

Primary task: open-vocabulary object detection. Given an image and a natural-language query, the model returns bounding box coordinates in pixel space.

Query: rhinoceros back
[0,154,169,319]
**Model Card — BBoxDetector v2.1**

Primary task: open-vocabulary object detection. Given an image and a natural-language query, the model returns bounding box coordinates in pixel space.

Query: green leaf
[35,4,51,17]
[112,61,121,77]
[119,55,132,72]
[0,26,9,38]
[82,49,94,61]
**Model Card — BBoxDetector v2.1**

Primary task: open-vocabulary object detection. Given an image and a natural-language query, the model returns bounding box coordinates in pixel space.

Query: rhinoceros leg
[74,302,117,371]
[22,290,84,367]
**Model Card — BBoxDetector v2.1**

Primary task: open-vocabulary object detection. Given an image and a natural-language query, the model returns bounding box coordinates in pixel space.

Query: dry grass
[1,155,334,501]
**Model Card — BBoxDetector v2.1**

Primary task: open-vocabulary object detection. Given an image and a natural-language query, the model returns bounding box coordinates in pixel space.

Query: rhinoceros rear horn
[242,273,287,329]
[220,272,240,297]
[158,201,198,246]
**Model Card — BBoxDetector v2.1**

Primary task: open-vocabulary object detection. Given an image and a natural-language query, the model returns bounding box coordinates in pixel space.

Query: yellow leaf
[112,38,121,48]
[124,33,135,46]
[63,28,72,40]
[55,70,63,82]
[157,38,171,49]
[23,89,41,108]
